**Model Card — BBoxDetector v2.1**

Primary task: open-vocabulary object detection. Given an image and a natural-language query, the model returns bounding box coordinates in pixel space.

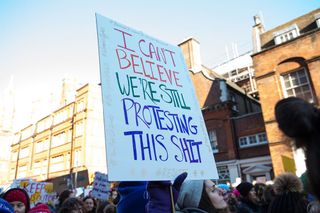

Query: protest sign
[91,172,110,200]
[11,179,56,207]
[96,14,218,181]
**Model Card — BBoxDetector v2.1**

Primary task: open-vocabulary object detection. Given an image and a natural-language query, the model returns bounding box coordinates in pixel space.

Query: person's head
[2,188,30,213]
[199,181,228,213]
[262,185,275,205]
[96,201,116,213]
[275,97,320,199]
[28,203,50,213]
[111,190,117,200]
[58,197,84,213]
[268,173,308,213]
[82,196,96,212]
[176,180,229,213]
[0,198,14,213]
[109,189,119,205]
[236,182,257,203]
[58,189,75,206]
[104,204,116,213]
[254,183,266,203]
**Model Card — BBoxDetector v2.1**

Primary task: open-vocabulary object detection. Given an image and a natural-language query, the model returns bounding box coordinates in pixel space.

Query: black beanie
[236,182,253,197]
[267,192,308,213]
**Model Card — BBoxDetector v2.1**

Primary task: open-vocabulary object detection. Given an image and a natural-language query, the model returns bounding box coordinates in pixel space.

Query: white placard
[11,179,56,207]
[91,172,110,200]
[96,14,218,181]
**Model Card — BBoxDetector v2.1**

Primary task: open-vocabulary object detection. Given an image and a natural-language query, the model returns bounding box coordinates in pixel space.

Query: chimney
[178,37,202,73]
[252,15,265,53]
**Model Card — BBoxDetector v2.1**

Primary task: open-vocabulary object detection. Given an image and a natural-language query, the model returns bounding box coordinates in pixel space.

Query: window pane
[284,80,291,88]
[286,89,294,96]
[291,76,299,86]
[208,131,218,152]
[294,87,302,96]
[302,85,310,92]
[300,77,307,84]
[239,138,247,146]
[249,136,257,144]
[258,133,267,143]
[283,75,289,81]
[298,70,305,77]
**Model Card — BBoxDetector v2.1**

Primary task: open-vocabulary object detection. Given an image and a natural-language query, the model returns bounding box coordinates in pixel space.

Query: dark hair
[262,185,275,205]
[267,192,308,213]
[58,189,73,206]
[198,183,229,213]
[82,196,96,212]
[96,201,116,213]
[58,197,83,213]
[104,204,117,213]
[254,183,266,203]
[275,97,320,199]
[82,196,96,205]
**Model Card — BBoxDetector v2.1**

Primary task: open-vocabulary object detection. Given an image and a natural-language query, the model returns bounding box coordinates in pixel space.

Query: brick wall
[252,20,320,175]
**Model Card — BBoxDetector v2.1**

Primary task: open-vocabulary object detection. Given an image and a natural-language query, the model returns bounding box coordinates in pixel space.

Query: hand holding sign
[146,172,188,213]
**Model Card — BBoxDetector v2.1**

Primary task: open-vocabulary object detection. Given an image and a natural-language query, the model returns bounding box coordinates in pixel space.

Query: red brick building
[179,38,273,183]
[251,8,320,176]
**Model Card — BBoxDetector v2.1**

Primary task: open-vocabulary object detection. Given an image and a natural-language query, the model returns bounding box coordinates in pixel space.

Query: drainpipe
[14,133,22,179]
[69,102,76,189]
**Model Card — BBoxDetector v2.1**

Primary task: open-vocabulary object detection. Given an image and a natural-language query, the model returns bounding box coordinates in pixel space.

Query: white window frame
[239,132,268,148]
[274,24,299,45]
[315,13,320,28]
[280,68,314,103]
[208,130,219,153]
[17,165,27,179]
[216,165,230,184]
[19,147,29,158]
[51,132,66,147]
[50,155,65,173]
[74,149,82,167]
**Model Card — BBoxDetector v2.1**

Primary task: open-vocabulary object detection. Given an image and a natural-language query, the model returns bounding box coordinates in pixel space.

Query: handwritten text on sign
[11,179,56,207]
[92,172,110,200]
[96,14,218,181]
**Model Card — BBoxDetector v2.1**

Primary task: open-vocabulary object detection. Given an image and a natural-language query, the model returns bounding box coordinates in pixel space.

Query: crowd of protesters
[0,97,319,213]
[0,186,119,213]
[0,171,319,213]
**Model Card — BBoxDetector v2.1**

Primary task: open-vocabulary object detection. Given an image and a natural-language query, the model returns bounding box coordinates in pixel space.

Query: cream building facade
[8,84,106,191]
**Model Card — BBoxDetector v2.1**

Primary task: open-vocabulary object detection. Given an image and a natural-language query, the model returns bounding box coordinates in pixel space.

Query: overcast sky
[0,0,318,128]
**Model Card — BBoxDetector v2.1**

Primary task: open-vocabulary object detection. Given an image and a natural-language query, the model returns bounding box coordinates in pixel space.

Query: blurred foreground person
[275,97,320,199]
[117,181,148,213]
[0,198,14,213]
[267,173,308,213]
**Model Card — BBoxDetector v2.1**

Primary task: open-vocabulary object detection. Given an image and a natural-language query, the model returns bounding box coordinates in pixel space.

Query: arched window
[280,67,314,103]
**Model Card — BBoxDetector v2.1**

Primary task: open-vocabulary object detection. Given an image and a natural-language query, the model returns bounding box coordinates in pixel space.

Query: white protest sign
[91,172,110,200]
[11,179,56,207]
[96,14,218,181]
